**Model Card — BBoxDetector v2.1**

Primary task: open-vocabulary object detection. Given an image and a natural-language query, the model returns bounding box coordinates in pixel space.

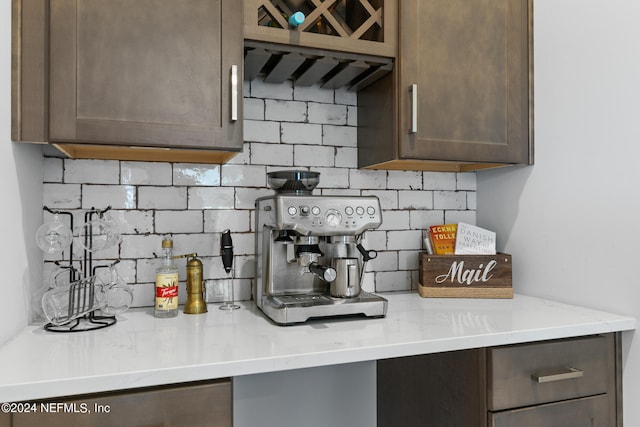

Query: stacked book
[424,223,496,255]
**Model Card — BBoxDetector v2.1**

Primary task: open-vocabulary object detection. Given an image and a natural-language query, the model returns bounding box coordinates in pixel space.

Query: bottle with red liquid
[154,236,179,318]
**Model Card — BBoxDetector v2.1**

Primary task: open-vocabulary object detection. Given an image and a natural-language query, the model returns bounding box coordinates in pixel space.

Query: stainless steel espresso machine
[255,170,388,325]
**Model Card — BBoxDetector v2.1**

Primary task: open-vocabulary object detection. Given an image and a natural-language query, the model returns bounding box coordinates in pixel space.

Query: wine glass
[35,213,73,254]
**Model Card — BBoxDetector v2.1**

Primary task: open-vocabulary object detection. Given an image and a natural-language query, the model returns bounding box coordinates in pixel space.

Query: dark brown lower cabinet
[5,379,231,427]
[378,333,621,427]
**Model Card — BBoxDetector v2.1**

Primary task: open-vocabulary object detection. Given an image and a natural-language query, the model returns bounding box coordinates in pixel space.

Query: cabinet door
[490,395,610,427]
[49,0,242,151]
[399,0,531,164]
[12,380,232,427]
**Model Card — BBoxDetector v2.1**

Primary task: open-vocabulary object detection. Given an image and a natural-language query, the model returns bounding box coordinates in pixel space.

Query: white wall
[477,1,640,423]
[0,1,44,345]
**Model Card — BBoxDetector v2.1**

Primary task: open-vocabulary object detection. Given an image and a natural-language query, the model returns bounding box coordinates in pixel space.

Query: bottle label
[155,273,179,311]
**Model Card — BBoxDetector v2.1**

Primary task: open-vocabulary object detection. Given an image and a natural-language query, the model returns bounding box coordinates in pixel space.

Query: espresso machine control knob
[324,209,342,227]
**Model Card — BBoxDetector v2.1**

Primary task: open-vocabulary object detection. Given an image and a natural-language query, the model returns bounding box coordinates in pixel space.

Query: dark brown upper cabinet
[12,0,243,163]
[358,0,534,172]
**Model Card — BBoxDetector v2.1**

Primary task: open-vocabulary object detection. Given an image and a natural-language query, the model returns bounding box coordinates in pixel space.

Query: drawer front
[487,334,612,411]
[489,394,611,427]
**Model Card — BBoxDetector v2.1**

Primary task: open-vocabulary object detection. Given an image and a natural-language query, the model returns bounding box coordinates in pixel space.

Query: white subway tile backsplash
[388,170,422,190]
[244,98,265,120]
[375,270,412,292]
[444,210,476,225]
[204,209,251,233]
[457,172,477,191]
[409,210,445,230]
[65,159,120,184]
[136,259,158,284]
[121,161,172,185]
[41,83,476,305]
[322,125,357,147]
[349,169,386,189]
[235,187,274,210]
[265,99,307,122]
[308,102,348,125]
[251,143,294,166]
[43,157,63,183]
[281,122,322,145]
[467,191,477,210]
[294,84,334,103]
[121,234,163,259]
[173,163,220,186]
[244,119,281,143]
[312,167,349,189]
[346,105,357,127]
[138,186,187,210]
[82,185,136,209]
[250,79,293,100]
[226,144,251,165]
[423,171,457,190]
[155,210,203,234]
[234,255,256,279]
[370,251,398,272]
[43,183,82,209]
[398,190,433,210]
[362,228,385,250]
[229,233,255,256]
[294,145,335,167]
[188,187,235,210]
[334,87,357,106]
[221,164,267,187]
[172,233,217,258]
[398,250,420,271]
[109,210,154,234]
[387,230,423,250]
[334,147,357,168]
[378,210,411,231]
[434,190,467,210]
[362,190,398,210]
[319,188,360,196]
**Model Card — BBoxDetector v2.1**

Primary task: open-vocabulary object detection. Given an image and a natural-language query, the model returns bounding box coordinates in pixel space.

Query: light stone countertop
[0,292,635,402]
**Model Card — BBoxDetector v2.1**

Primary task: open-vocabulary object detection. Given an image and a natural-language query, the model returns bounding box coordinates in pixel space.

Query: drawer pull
[531,367,584,384]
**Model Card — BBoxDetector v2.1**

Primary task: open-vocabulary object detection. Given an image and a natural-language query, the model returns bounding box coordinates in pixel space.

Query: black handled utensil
[221,229,234,275]
[220,229,240,310]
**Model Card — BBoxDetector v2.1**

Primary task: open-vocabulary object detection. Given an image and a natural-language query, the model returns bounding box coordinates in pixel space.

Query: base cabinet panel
[7,379,231,427]
[377,333,621,427]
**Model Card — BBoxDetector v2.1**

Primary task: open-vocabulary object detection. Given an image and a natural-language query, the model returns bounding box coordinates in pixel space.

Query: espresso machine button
[356,206,365,216]
[300,205,310,216]
[367,206,376,215]
[345,206,354,216]
[324,209,342,227]
[287,206,298,216]
[311,206,321,216]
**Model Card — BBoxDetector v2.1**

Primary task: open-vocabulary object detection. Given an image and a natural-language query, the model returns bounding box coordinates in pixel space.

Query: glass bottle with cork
[155,236,179,318]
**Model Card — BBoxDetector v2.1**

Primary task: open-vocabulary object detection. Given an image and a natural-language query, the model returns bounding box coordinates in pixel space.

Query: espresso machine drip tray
[262,291,388,325]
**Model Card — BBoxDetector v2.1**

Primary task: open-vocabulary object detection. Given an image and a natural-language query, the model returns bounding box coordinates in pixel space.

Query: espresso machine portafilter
[255,170,388,325]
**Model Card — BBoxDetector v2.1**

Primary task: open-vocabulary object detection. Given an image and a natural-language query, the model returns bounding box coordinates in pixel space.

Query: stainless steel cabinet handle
[531,367,584,383]
[410,84,417,134]
[231,65,238,122]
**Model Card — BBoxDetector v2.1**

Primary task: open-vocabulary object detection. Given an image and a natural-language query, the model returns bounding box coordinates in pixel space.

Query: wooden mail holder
[418,253,513,299]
